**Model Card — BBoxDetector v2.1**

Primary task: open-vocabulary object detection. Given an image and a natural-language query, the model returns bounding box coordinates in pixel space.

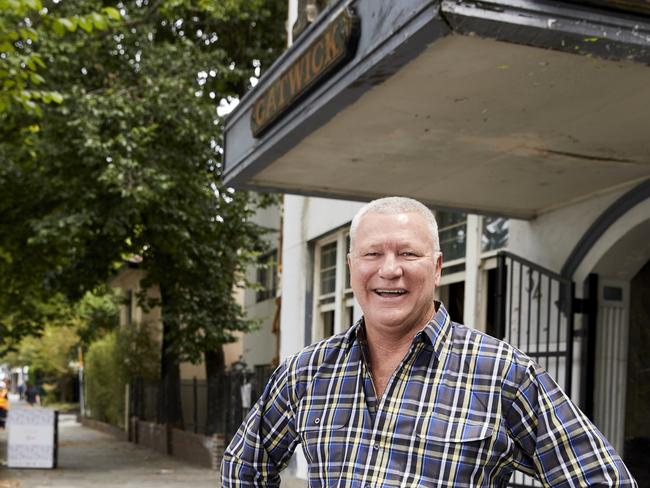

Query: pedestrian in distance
[222,196,636,487]
[24,382,41,406]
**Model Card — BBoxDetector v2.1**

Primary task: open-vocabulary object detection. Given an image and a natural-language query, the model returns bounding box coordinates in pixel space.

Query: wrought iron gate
[494,251,576,487]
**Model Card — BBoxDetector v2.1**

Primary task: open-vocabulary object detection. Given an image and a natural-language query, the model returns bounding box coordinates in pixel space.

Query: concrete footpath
[0,413,307,488]
[0,413,218,487]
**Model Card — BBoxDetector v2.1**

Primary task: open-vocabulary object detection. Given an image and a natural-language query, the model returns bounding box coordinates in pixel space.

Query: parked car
[0,381,9,428]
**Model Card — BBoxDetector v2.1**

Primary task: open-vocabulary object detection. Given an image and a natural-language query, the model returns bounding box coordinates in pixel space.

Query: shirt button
[313,417,320,424]
[373,443,379,450]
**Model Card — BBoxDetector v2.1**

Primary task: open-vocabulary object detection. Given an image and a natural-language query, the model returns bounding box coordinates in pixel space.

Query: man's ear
[434,252,443,286]
[347,253,352,268]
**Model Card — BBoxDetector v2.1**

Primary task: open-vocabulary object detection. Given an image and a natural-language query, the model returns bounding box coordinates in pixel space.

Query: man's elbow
[221,452,281,488]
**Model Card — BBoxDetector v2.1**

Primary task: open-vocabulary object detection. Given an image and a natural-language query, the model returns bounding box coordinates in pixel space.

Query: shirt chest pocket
[296,407,352,466]
[415,417,496,480]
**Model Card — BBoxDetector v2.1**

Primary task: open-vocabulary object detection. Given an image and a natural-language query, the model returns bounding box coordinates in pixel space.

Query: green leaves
[0,0,122,127]
[102,7,121,21]
[1,0,286,360]
[51,11,119,35]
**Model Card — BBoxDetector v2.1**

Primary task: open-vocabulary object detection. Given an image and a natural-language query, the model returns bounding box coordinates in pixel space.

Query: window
[436,210,467,262]
[256,251,278,302]
[437,281,465,323]
[313,229,355,341]
[482,216,509,253]
[434,210,467,324]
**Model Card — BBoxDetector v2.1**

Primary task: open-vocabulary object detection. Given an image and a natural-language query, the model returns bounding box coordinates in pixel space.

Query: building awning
[223,0,650,219]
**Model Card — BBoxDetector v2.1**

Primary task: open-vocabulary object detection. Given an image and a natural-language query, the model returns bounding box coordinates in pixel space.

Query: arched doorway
[574,205,650,485]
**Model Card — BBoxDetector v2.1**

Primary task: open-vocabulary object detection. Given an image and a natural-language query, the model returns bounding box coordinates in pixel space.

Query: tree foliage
[0,0,121,351]
[0,0,287,367]
[0,0,120,119]
[3,288,119,401]
[85,322,159,425]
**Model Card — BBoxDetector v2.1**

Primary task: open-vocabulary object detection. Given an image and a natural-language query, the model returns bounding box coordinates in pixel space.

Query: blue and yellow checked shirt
[222,302,635,487]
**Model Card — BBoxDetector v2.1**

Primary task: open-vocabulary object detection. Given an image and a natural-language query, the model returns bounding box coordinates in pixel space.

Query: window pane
[320,242,337,295]
[322,310,335,337]
[482,216,509,252]
[256,252,277,302]
[346,306,354,329]
[437,211,467,262]
[320,268,336,294]
[321,242,337,268]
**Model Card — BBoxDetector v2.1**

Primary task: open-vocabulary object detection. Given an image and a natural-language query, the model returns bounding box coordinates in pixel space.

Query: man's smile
[374,288,407,297]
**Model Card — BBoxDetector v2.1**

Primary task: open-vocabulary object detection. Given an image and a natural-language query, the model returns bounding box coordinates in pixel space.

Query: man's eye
[364,252,379,257]
[401,251,417,257]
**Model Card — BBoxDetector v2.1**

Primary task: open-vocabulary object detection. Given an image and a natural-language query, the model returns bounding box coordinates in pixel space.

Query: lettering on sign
[251,8,359,137]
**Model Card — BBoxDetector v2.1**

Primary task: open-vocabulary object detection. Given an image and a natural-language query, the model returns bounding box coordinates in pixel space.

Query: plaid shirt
[222,302,635,487]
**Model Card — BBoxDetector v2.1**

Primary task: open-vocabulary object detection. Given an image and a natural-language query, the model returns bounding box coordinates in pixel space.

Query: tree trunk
[158,286,183,429]
[205,345,225,435]
[159,338,183,428]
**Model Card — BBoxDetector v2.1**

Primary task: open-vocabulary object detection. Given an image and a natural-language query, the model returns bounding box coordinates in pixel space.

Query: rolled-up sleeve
[505,362,636,487]
[221,360,300,487]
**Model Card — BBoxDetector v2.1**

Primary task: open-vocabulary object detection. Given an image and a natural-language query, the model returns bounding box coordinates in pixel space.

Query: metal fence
[494,251,575,488]
[130,362,273,442]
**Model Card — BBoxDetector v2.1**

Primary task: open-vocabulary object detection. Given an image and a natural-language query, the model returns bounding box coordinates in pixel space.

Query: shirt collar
[344,301,453,360]
[421,300,453,360]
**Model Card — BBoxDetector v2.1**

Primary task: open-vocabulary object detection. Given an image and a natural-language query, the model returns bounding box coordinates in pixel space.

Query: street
[0,414,218,488]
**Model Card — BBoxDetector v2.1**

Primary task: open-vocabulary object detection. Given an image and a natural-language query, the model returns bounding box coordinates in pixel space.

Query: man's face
[348,212,442,336]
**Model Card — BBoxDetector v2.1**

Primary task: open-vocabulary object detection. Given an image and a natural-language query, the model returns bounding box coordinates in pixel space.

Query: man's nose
[379,253,403,278]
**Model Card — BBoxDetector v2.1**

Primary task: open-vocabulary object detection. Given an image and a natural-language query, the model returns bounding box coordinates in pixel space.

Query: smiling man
[222,197,636,487]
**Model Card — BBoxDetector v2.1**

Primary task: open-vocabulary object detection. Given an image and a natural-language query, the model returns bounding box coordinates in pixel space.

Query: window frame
[312,229,355,341]
[256,250,278,303]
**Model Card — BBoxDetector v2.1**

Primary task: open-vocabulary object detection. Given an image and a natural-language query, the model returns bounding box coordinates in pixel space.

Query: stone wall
[135,419,168,456]
[170,428,211,468]
[79,416,127,441]
[81,416,227,471]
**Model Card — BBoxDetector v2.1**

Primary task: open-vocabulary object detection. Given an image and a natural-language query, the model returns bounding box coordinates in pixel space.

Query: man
[24,382,41,406]
[222,197,635,487]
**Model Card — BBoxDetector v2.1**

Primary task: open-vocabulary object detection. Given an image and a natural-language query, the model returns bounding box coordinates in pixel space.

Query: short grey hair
[349,196,440,252]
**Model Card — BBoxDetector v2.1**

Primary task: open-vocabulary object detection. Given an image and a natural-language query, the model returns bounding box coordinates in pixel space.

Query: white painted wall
[280,195,363,358]
[242,202,281,368]
[507,186,629,273]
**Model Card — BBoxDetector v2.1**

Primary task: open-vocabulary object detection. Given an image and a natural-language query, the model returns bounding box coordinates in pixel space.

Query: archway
[572,200,650,484]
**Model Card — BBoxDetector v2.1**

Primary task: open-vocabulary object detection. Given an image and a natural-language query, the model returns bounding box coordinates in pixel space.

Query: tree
[0,0,287,428]
[0,0,120,352]
[3,288,119,403]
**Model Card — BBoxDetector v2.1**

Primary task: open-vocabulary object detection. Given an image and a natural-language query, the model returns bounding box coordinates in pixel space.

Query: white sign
[240,382,252,409]
[7,407,57,469]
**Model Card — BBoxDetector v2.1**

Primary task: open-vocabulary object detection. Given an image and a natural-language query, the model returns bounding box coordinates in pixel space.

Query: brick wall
[79,416,127,441]
[210,433,225,471]
[82,415,228,472]
[135,420,168,455]
[169,428,212,468]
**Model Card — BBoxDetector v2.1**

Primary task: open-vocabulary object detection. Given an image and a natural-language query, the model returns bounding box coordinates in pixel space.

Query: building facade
[223,1,650,483]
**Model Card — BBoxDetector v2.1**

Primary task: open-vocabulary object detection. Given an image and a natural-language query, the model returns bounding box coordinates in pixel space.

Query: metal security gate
[494,251,576,488]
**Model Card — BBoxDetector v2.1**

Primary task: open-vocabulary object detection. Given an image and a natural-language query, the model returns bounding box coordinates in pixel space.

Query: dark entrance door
[624,259,650,486]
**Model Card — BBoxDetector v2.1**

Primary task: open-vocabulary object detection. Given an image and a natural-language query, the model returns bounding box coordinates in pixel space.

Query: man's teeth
[375,289,406,295]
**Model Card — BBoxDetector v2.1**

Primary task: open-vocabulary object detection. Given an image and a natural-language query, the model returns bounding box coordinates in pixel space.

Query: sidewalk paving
[0,413,308,488]
[0,413,218,488]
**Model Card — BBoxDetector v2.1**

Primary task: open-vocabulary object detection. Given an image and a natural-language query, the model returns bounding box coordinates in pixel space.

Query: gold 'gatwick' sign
[251,9,359,137]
